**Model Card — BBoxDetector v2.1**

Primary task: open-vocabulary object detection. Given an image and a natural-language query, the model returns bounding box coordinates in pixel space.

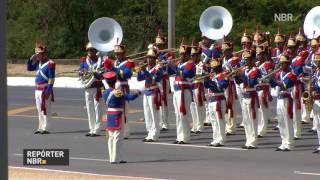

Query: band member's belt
[117,81,128,85]
[255,83,269,90]
[35,83,48,90]
[278,92,291,99]
[208,94,225,102]
[176,81,192,85]
[107,108,123,112]
[145,85,159,91]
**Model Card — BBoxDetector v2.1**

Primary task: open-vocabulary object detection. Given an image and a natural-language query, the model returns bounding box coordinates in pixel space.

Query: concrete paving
[8,87,320,180]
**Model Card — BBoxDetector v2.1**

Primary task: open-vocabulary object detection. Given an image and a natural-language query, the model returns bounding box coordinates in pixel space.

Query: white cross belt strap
[37,61,49,81]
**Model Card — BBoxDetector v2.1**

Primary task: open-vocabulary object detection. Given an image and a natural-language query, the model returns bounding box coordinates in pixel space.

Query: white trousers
[208,100,226,145]
[242,97,258,147]
[313,100,320,150]
[301,101,311,123]
[143,95,160,140]
[204,102,211,123]
[313,109,319,131]
[190,88,205,132]
[225,85,237,134]
[173,90,192,142]
[159,80,169,129]
[292,99,302,138]
[277,98,294,150]
[107,118,125,163]
[85,88,103,134]
[237,84,245,127]
[257,90,270,136]
[35,90,51,131]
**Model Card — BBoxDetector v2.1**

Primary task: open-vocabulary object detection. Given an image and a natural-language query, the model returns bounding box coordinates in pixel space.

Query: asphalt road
[8,86,320,180]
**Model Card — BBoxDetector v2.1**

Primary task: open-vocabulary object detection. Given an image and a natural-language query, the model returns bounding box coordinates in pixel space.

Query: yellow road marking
[7,106,36,116]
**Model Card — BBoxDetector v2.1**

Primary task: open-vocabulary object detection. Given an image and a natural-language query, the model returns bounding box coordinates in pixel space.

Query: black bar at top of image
[0,0,8,179]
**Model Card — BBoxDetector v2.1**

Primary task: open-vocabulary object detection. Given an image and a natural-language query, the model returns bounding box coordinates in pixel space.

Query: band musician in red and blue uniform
[27,41,55,134]
[102,72,140,164]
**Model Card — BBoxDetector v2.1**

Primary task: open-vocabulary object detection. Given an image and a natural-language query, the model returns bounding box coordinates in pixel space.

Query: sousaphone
[199,6,233,40]
[303,6,320,39]
[81,17,123,88]
[88,17,123,52]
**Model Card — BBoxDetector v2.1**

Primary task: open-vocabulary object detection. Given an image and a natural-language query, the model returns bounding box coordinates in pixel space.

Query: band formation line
[26,6,320,164]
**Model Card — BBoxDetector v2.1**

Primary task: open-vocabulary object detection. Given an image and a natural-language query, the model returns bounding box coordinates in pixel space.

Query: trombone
[134,57,181,72]
[232,41,269,56]
[194,65,245,81]
[128,48,178,60]
[259,67,281,82]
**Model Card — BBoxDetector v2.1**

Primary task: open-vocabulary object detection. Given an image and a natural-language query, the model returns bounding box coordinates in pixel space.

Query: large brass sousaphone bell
[88,17,123,52]
[302,6,320,112]
[303,6,320,39]
[80,17,123,88]
[199,6,233,40]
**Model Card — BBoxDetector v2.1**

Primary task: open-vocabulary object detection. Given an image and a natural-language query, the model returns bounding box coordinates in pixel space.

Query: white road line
[144,142,247,151]
[13,153,108,162]
[9,166,169,180]
[294,171,320,176]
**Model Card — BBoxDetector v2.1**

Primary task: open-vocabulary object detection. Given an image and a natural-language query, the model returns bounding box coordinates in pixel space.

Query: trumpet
[134,57,181,72]
[232,41,269,56]
[258,67,281,83]
[194,73,211,81]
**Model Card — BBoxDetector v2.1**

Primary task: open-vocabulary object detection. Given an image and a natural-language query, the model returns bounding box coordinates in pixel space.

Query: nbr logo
[274,13,294,22]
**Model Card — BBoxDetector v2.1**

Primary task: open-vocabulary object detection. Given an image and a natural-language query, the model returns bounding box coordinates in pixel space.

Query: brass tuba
[80,17,123,88]
[301,6,319,111]
[199,6,233,40]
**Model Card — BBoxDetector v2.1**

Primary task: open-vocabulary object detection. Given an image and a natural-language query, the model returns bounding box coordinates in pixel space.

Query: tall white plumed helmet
[199,6,233,40]
[88,17,123,52]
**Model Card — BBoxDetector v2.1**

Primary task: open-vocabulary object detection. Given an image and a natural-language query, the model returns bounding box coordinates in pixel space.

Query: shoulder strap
[105,90,115,108]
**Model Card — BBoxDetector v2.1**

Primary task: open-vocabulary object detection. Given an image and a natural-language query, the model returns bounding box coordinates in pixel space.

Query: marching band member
[200,34,219,126]
[311,51,320,153]
[27,41,55,134]
[190,39,206,134]
[256,44,274,137]
[286,32,298,61]
[102,71,140,164]
[270,28,286,129]
[295,27,313,127]
[137,48,163,142]
[269,55,296,151]
[221,36,239,135]
[154,30,174,131]
[271,28,286,65]
[112,42,135,139]
[308,37,319,132]
[234,50,261,149]
[291,49,309,139]
[172,39,196,144]
[236,28,254,129]
[204,58,229,146]
[79,42,104,137]
[252,25,265,48]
